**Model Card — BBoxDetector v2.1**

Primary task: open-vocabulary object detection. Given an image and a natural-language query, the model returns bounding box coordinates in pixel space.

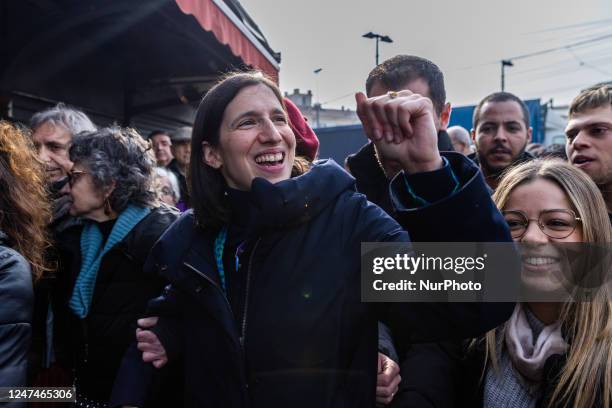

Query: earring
[104,197,112,215]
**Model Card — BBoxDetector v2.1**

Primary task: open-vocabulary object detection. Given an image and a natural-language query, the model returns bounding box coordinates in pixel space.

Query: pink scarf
[505,304,568,381]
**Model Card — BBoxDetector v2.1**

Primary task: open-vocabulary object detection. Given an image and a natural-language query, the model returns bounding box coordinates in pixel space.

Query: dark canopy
[0,0,280,132]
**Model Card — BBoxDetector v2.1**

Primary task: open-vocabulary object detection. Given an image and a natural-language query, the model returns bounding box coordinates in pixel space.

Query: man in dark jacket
[347,55,462,408]
[29,104,96,383]
[468,92,535,190]
[167,126,192,209]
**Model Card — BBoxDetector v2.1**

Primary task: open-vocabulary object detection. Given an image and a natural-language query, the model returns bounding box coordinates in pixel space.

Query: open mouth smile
[253,151,287,173]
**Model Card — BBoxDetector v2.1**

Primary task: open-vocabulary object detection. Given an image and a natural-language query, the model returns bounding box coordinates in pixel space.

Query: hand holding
[136,317,168,369]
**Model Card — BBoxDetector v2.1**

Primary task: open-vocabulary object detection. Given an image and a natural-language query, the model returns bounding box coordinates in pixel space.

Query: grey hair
[154,167,181,201]
[30,103,96,135]
[447,125,472,146]
[69,127,157,212]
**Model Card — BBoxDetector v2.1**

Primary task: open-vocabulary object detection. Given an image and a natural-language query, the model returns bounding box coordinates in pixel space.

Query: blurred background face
[473,101,531,174]
[32,121,72,183]
[172,141,191,167]
[68,163,108,220]
[156,175,177,206]
[151,133,173,166]
[503,178,583,294]
[208,84,296,191]
[565,105,612,187]
[447,126,472,155]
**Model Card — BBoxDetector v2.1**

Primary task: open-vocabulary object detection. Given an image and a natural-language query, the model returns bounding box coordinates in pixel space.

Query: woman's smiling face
[504,177,583,294]
[204,84,296,191]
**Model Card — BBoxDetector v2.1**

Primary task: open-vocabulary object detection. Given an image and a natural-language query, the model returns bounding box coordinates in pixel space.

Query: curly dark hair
[0,121,52,280]
[69,127,157,212]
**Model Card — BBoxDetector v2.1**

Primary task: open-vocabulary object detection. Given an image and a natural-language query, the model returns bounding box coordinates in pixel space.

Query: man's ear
[527,127,533,144]
[471,128,478,145]
[202,141,222,169]
[440,102,452,130]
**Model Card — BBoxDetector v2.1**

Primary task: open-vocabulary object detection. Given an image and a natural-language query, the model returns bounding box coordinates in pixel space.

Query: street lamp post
[313,68,323,128]
[362,32,393,66]
[501,59,514,91]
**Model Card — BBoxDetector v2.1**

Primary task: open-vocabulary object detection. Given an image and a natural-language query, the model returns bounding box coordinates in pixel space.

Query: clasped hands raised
[355,90,443,175]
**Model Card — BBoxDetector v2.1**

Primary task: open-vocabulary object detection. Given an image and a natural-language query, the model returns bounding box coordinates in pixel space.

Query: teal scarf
[69,205,151,319]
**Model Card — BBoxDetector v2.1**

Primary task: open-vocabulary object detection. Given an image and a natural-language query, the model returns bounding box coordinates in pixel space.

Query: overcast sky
[240,0,612,110]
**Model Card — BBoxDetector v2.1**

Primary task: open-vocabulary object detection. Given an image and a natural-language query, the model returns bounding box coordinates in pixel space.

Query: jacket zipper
[184,260,251,398]
[240,238,261,347]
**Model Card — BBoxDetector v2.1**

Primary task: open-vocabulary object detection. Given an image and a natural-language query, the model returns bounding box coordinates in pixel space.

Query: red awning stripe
[175,0,279,80]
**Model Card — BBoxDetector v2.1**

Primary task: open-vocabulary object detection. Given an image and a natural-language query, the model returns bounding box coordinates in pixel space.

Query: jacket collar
[160,160,355,296]
[239,159,355,232]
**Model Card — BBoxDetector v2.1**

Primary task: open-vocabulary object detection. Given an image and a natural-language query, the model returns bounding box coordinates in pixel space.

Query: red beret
[284,98,319,161]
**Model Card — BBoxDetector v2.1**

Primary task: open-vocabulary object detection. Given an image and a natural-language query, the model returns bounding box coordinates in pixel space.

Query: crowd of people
[0,54,610,408]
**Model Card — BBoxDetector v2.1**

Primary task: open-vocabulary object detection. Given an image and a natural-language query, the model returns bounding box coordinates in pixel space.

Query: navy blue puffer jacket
[112,158,514,408]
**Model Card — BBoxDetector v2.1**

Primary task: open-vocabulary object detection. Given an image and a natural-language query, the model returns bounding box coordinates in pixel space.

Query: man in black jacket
[167,126,192,209]
[346,55,461,408]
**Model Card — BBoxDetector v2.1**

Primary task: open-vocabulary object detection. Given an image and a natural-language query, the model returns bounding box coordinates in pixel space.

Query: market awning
[176,0,280,81]
[0,0,282,131]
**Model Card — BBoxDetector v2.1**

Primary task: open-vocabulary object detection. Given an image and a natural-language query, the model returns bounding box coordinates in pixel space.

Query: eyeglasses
[68,170,88,186]
[502,209,582,240]
[160,186,174,197]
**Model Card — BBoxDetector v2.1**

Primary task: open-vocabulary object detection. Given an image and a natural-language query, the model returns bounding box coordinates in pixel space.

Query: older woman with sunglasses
[61,127,178,407]
[459,159,612,407]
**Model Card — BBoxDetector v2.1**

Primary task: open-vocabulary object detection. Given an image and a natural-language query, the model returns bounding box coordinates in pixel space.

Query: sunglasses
[68,170,88,186]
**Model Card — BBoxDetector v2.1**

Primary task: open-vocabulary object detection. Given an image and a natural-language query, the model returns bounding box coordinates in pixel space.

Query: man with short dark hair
[348,56,465,408]
[149,130,173,167]
[565,84,612,213]
[346,55,454,215]
[470,92,534,189]
[167,126,192,210]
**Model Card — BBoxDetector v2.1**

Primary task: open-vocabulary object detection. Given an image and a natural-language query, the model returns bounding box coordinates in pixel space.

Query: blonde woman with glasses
[459,159,612,407]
